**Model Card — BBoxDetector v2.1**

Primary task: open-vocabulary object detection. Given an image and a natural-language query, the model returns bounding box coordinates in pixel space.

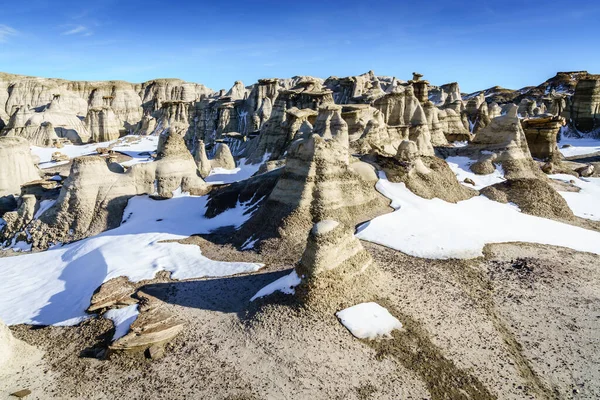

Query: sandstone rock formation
[87,277,136,313]
[0,73,213,146]
[469,105,543,179]
[194,139,212,177]
[0,194,36,243]
[481,178,575,222]
[28,133,209,247]
[85,106,122,142]
[521,116,565,160]
[294,220,375,307]
[237,106,387,260]
[0,137,40,197]
[246,82,333,162]
[2,99,91,144]
[429,82,462,106]
[439,108,471,141]
[211,143,236,170]
[370,86,435,155]
[569,76,600,135]
[376,140,476,203]
[324,70,385,104]
[109,291,184,353]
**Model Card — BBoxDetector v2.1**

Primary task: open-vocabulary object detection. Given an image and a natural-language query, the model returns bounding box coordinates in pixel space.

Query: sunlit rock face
[85,107,122,142]
[521,115,565,160]
[0,137,40,197]
[0,73,213,145]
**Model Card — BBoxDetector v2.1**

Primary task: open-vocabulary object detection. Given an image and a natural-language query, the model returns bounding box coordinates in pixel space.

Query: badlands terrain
[0,70,599,399]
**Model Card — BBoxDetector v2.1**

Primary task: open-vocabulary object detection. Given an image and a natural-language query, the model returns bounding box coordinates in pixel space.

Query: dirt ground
[2,239,599,400]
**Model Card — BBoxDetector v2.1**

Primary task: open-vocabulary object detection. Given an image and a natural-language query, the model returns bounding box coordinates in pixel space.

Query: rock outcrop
[0,137,40,196]
[569,76,600,135]
[238,106,387,260]
[211,143,236,170]
[377,140,476,203]
[0,73,213,146]
[294,220,375,307]
[87,277,136,313]
[109,291,184,353]
[85,107,122,142]
[521,116,565,160]
[469,105,542,179]
[481,178,574,222]
[246,82,333,162]
[28,133,209,247]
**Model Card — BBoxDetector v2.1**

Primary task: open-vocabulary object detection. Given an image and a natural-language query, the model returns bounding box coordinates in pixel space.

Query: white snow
[205,158,264,185]
[558,137,600,158]
[550,174,600,221]
[9,241,32,253]
[34,199,56,219]
[446,156,505,189]
[104,304,139,341]
[336,302,402,339]
[0,193,263,326]
[241,236,258,250]
[356,172,600,259]
[31,136,159,169]
[451,141,468,148]
[250,270,301,301]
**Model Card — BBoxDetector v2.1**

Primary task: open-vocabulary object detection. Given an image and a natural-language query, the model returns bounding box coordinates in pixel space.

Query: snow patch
[356,172,600,259]
[550,174,600,221]
[336,302,402,339]
[34,200,56,219]
[104,305,139,341]
[250,270,301,301]
[558,137,600,158]
[31,136,159,169]
[0,193,264,326]
[446,156,505,189]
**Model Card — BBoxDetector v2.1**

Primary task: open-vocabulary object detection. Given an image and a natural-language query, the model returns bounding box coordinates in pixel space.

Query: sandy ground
[2,237,599,400]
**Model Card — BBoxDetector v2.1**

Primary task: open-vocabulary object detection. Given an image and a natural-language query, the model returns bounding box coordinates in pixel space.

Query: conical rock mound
[470,104,543,179]
[238,107,387,261]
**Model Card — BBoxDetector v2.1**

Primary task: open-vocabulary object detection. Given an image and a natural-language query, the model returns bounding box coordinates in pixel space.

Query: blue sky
[1,0,599,93]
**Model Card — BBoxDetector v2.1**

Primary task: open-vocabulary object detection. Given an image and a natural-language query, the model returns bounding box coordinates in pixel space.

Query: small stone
[146,345,165,360]
[561,144,572,148]
[10,389,31,398]
[541,162,554,174]
[464,178,476,186]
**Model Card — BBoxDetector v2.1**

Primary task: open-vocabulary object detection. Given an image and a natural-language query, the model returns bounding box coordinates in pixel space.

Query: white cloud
[62,25,91,36]
[0,24,18,42]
